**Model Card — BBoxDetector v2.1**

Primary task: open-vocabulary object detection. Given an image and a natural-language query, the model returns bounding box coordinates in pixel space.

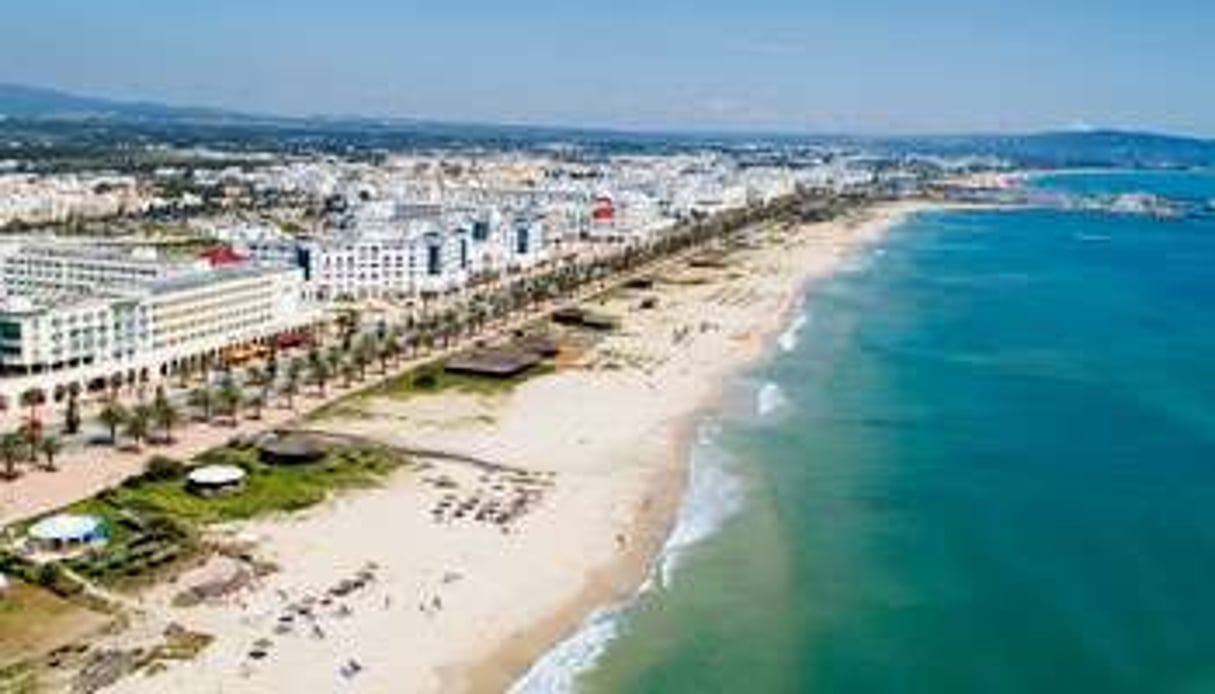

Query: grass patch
[304,356,560,424]
[98,445,406,527]
[11,443,409,590]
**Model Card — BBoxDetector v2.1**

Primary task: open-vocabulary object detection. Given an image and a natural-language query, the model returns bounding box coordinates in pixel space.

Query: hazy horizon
[3,1,1213,137]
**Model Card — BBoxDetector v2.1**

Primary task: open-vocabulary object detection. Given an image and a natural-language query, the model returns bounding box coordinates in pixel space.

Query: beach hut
[579,311,620,332]
[444,347,542,378]
[186,464,248,496]
[258,433,328,466]
[27,513,107,551]
[550,307,586,326]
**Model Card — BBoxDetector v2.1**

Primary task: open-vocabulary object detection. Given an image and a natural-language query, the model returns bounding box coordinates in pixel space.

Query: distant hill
[871,130,1215,169]
[0,83,278,126]
[2,82,1214,168]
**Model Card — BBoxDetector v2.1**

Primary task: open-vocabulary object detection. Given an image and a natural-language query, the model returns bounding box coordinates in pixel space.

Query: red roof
[592,197,615,222]
[199,246,248,267]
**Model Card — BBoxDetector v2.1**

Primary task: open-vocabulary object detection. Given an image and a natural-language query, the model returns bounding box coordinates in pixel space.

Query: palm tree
[124,406,151,449]
[0,432,23,480]
[309,357,332,397]
[188,386,213,421]
[20,388,45,450]
[215,378,243,424]
[98,400,128,445]
[336,308,361,351]
[340,360,357,388]
[245,366,269,410]
[377,340,396,374]
[325,346,343,375]
[18,420,40,463]
[284,358,303,409]
[151,390,180,443]
[38,435,62,472]
[64,383,82,435]
[384,326,403,367]
[352,342,372,381]
[246,391,266,420]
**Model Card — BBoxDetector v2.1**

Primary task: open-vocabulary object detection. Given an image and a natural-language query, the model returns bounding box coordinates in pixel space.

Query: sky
[1,0,1212,136]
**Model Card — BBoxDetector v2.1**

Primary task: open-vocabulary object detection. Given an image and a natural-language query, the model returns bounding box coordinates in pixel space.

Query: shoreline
[92,198,945,694]
[477,199,940,693]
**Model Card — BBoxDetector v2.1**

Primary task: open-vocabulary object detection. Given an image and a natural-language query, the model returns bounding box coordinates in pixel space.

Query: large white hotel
[0,239,315,407]
[300,203,549,301]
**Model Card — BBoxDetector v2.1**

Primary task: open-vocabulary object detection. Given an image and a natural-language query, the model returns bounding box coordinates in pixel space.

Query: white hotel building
[0,242,317,407]
[301,204,549,302]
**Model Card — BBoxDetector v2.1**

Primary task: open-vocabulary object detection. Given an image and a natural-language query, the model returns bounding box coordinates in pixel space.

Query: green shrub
[34,562,61,588]
[143,455,186,482]
[412,368,440,389]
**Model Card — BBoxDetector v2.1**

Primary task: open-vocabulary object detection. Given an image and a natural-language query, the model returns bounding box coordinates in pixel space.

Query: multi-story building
[303,204,548,302]
[0,247,316,406]
[0,293,143,376]
[0,242,171,296]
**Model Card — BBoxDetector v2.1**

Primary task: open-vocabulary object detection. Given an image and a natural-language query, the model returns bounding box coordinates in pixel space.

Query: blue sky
[2,0,1212,135]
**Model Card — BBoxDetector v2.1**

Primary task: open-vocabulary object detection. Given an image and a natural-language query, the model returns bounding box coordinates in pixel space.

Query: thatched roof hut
[579,311,620,331]
[444,347,542,378]
[549,306,618,332]
[258,433,329,466]
[551,307,585,326]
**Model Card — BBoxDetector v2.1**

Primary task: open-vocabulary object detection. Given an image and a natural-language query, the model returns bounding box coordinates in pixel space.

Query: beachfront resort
[0,141,985,691]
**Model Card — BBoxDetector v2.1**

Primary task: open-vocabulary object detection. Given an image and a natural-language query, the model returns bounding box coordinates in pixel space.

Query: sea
[513,170,1215,694]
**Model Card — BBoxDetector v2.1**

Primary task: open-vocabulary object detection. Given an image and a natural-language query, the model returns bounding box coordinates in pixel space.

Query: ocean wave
[778,311,808,353]
[655,427,745,586]
[756,381,789,418]
[506,604,625,694]
[837,257,870,275]
[510,422,745,694]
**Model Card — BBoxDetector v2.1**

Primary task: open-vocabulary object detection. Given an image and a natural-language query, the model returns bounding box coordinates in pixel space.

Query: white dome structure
[186,464,247,495]
[28,513,106,548]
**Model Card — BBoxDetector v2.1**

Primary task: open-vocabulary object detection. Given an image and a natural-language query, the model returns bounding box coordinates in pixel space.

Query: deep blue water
[518,171,1215,694]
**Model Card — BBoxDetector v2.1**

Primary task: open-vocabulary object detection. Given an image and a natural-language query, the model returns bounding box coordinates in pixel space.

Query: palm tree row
[0,429,62,480]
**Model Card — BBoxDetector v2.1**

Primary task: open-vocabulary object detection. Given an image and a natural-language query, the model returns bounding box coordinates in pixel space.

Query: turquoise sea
[515,171,1215,694]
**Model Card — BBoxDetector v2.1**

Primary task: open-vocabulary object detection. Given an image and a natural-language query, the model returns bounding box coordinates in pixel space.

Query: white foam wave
[837,255,872,275]
[655,430,744,586]
[509,422,745,694]
[778,312,808,353]
[506,605,625,694]
[756,381,788,418]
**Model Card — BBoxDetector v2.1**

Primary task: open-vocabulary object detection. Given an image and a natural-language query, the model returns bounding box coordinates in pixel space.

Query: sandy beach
[96,200,935,694]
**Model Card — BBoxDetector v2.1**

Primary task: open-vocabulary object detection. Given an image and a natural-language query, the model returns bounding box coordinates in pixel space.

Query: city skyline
[3,0,1214,136]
